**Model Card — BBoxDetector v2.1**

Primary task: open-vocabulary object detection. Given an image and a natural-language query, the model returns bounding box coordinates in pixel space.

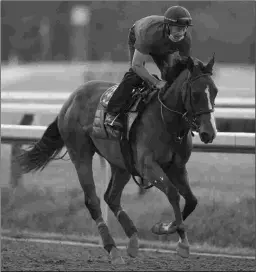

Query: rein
[157,72,214,143]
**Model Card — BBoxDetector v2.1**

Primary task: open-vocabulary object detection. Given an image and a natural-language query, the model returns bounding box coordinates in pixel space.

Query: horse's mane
[164,58,188,84]
[164,57,208,84]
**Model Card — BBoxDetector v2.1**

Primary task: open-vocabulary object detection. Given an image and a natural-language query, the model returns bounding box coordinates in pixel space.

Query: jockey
[105,5,193,129]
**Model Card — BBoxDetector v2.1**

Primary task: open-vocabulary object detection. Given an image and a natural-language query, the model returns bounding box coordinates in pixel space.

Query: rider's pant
[106,68,143,114]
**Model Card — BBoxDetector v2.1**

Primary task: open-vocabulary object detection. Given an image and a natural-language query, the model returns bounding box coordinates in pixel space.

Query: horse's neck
[163,69,189,112]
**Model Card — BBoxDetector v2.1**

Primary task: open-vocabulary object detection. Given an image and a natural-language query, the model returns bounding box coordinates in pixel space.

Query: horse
[17,55,218,264]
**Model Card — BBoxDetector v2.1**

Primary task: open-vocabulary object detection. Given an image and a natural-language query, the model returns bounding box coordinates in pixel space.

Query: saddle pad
[100,84,119,108]
[91,105,109,139]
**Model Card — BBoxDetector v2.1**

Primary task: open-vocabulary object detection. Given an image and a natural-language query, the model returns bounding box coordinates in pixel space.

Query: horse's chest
[153,145,174,164]
[150,138,191,166]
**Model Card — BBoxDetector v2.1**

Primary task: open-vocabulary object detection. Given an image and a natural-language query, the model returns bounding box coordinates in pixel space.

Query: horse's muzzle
[199,131,214,144]
[198,111,217,144]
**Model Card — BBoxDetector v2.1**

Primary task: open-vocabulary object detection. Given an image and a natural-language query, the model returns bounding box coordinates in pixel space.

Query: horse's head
[182,54,218,143]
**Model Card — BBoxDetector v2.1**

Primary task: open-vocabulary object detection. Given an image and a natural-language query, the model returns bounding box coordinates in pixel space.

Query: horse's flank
[58,80,113,134]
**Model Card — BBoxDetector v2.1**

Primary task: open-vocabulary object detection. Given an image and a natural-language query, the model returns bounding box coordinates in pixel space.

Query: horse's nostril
[200,132,209,143]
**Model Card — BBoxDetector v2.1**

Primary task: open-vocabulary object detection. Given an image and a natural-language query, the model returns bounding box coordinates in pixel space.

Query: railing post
[10,114,34,188]
[99,156,110,225]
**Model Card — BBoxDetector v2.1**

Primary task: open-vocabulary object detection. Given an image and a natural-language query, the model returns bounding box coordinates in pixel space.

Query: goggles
[164,17,193,26]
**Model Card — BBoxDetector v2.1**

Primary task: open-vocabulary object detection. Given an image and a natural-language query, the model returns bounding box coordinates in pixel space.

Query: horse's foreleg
[141,158,191,258]
[104,166,139,258]
[163,163,198,258]
[141,159,184,234]
[164,164,198,221]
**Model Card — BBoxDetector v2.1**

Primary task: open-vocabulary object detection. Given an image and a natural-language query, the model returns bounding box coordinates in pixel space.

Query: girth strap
[119,117,154,191]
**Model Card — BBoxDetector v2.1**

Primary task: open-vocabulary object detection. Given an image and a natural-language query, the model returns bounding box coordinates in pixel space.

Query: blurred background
[1,0,255,258]
[1,0,255,64]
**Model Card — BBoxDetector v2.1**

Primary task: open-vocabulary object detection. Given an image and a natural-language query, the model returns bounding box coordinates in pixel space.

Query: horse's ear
[187,56,194,72]
[205,53,215,73]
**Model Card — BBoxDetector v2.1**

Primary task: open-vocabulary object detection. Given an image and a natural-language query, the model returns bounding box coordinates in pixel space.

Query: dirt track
[2,238,254,271]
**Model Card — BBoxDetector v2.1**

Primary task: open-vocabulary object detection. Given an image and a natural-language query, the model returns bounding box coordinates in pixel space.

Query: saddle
[92,83,157,141]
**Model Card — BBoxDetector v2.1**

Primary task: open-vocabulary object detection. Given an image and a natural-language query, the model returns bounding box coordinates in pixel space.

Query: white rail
[1,124,255,153]
[1,103,255,119]
[2,91,255,108]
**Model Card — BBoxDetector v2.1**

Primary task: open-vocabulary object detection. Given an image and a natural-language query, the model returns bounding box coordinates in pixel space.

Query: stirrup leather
[109,113,121,127]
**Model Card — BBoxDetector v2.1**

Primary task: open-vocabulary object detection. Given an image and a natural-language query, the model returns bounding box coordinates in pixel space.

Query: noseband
[158,72,214,141]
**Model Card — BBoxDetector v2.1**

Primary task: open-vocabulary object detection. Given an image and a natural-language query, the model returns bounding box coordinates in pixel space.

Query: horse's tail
[17,117,65,173]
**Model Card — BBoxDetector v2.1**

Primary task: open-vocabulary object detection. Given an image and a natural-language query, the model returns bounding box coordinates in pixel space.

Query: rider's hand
[155,80,167,90]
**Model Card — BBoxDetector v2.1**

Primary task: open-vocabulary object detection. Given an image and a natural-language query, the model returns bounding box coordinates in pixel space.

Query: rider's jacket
[132,15,191,66]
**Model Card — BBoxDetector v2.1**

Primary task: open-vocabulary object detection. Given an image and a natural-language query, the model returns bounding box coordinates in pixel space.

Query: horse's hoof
[176,241,190,258]
[110,247,125,264]
[127,233,139,258]
[151,222,177,235]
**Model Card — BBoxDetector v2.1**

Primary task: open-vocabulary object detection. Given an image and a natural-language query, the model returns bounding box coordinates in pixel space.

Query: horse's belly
[92,138,126,169]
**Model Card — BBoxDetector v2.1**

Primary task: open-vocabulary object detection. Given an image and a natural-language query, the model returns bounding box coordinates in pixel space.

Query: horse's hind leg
[104,165,139,258]
[66,140,124,264]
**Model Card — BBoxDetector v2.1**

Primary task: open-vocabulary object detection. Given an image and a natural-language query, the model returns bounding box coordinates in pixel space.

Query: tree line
[1,1,255,63]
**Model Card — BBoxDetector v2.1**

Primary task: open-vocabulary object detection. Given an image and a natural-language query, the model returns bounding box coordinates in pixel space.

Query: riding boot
[105,68,143,130]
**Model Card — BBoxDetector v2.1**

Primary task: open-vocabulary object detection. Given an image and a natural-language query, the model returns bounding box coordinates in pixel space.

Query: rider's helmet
[164,6,192,42]
[164,6,193,27]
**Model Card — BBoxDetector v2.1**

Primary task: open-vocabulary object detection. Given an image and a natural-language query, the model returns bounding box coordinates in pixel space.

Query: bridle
[158,71,214,142]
